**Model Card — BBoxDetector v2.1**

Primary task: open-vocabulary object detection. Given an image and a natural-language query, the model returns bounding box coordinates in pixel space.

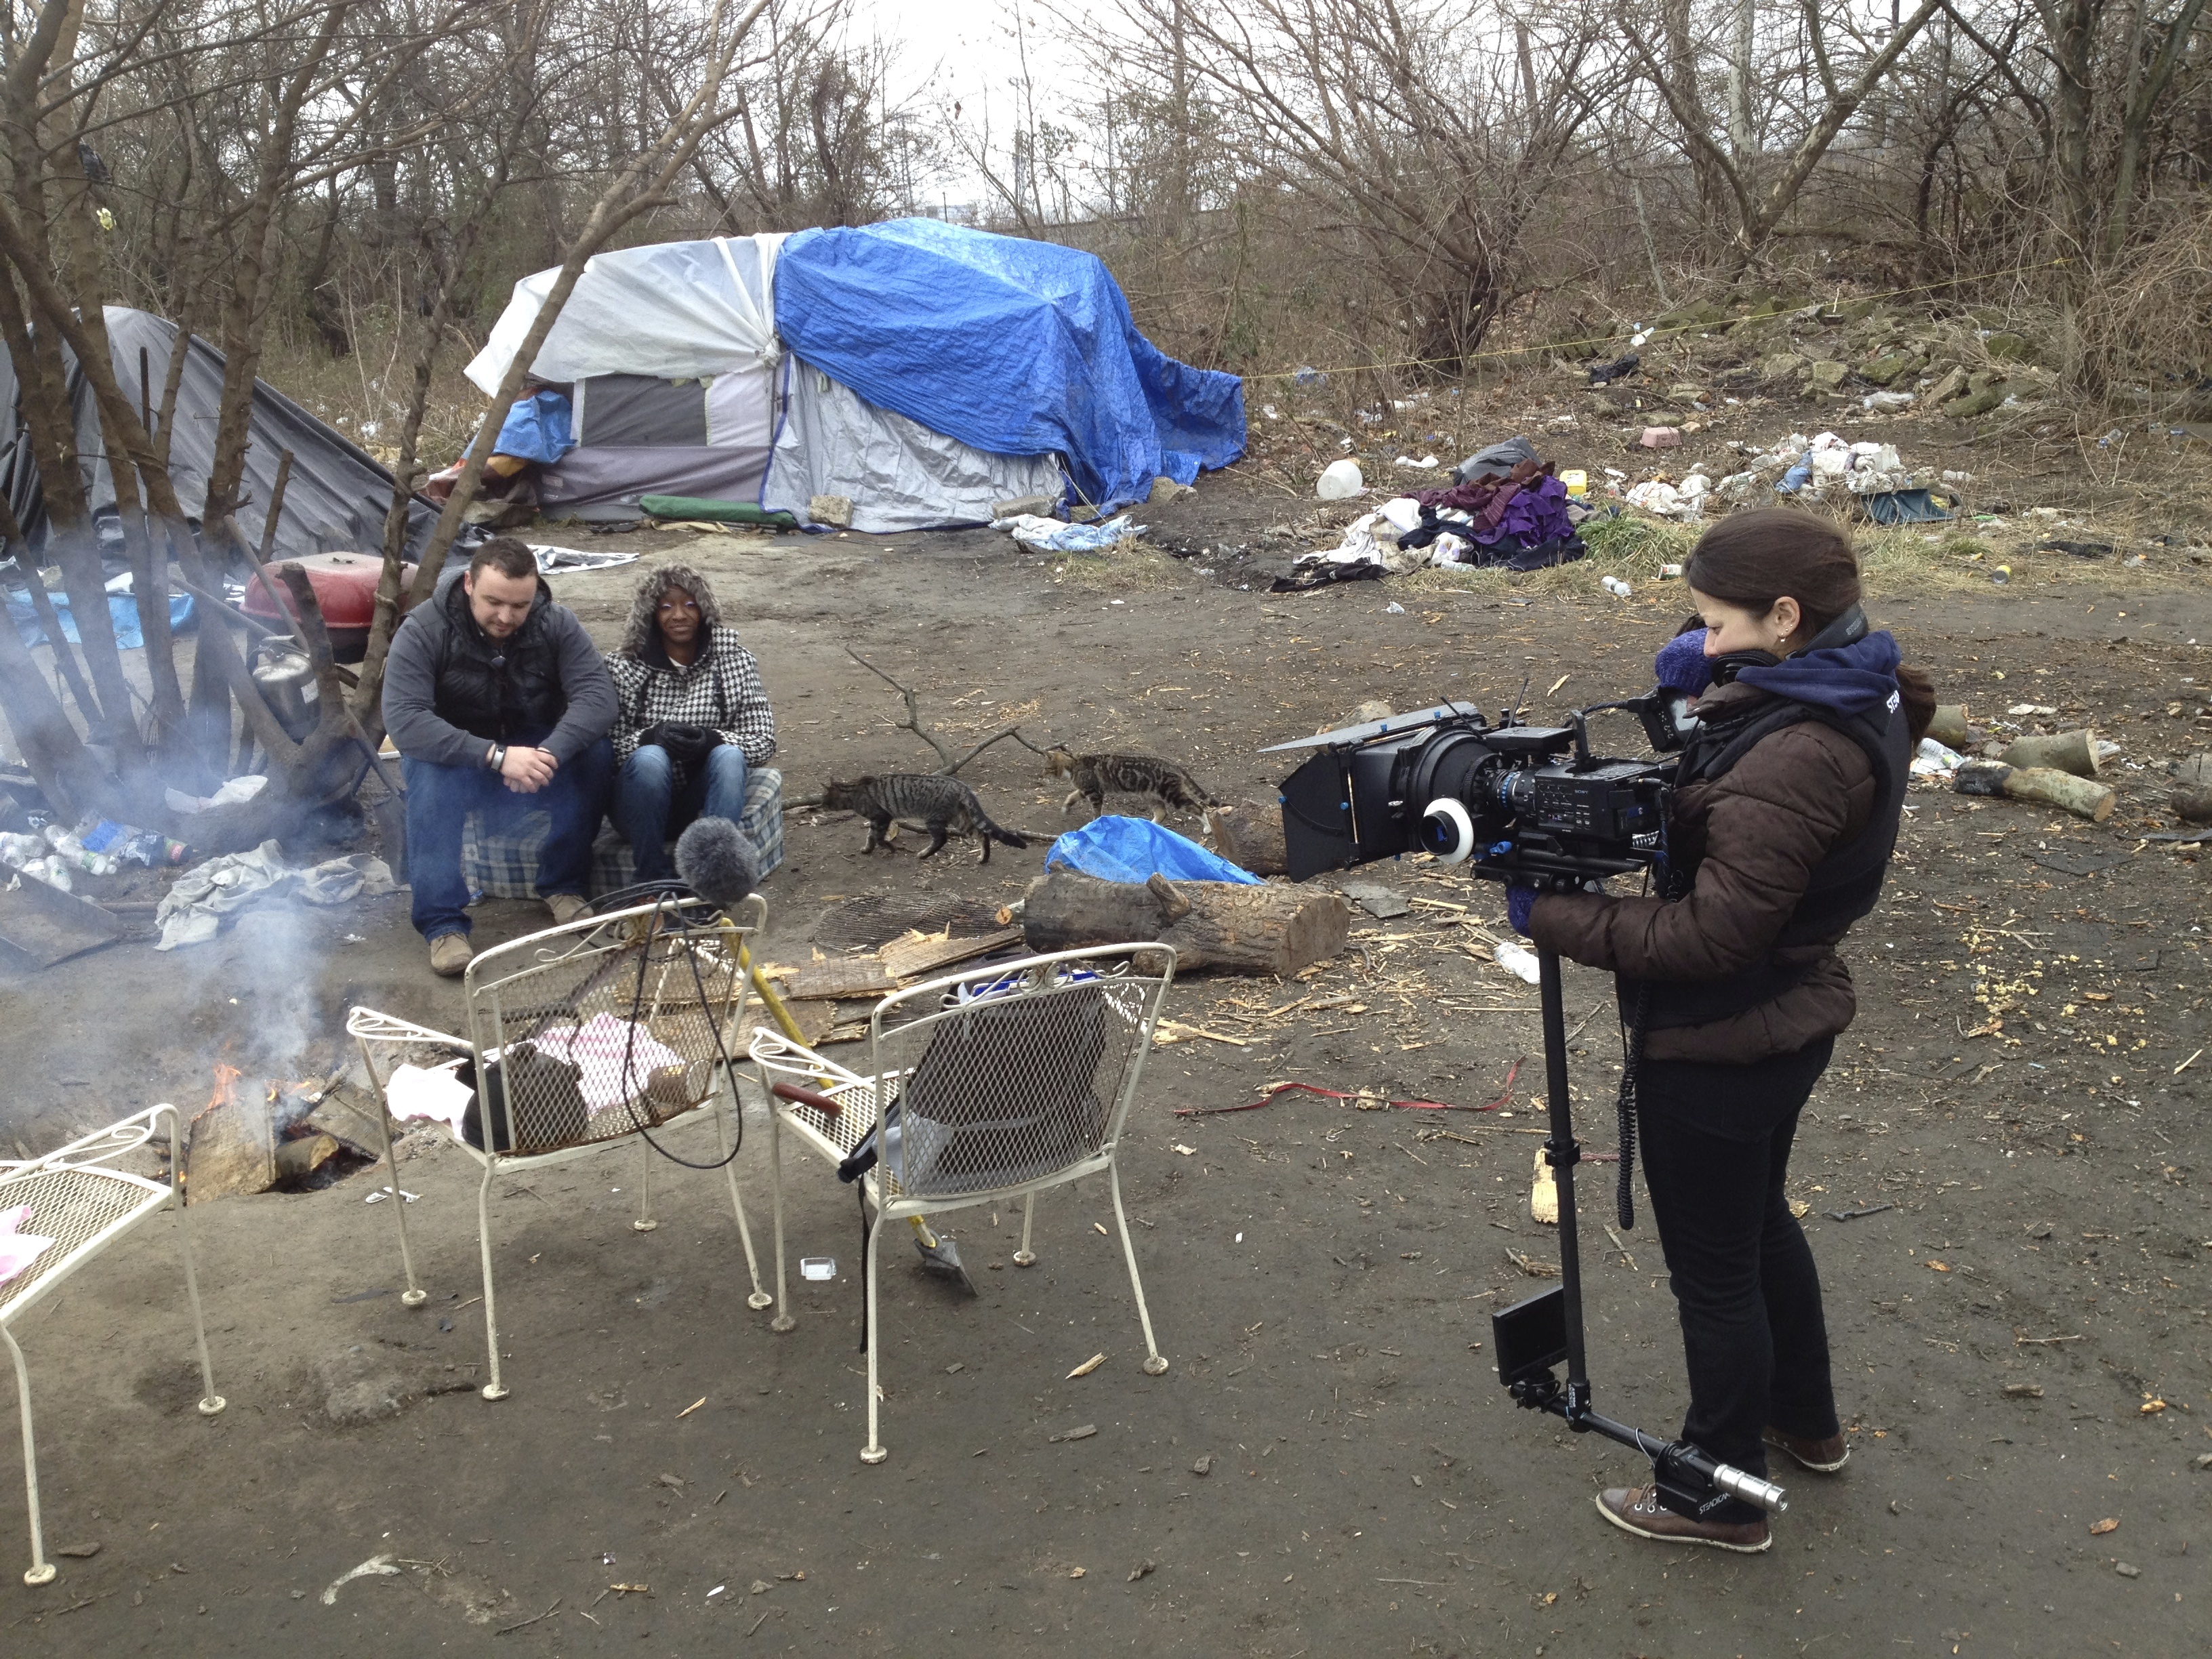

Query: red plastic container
[241,552,417,663]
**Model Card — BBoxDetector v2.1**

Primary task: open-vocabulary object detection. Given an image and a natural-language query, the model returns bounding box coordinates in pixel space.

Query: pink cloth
[0,1202,56,1288]
[532,1014,685,1114]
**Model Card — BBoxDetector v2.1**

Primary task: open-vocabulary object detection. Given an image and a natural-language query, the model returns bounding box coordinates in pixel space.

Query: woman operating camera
[1515,508,1933,1553]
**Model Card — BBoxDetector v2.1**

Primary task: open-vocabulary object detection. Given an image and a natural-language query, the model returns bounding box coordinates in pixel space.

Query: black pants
[1637,1037,1839,1519]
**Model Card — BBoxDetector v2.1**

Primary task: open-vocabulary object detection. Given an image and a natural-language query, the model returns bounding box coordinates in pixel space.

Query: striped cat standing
[821,773,1029,863]
[1045,748,1218,823]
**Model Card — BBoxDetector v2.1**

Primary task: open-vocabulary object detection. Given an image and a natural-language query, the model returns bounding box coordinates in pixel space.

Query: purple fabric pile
[1408,459,1582,570]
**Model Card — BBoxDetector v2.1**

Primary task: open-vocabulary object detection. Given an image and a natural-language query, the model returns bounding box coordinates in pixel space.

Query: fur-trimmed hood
[616,562,726,660]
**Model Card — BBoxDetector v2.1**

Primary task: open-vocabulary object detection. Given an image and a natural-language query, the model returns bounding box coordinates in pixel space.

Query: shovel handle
[772,1081,842,1116]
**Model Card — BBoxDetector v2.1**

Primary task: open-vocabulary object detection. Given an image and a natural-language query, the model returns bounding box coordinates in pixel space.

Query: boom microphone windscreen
[674,816,761,911]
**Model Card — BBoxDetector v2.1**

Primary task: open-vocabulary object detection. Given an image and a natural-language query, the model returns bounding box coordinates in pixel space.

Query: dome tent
[463,220,1246,534]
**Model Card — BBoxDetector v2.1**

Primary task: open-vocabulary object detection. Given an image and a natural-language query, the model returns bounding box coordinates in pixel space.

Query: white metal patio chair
[346,895,775,1399]
[748,943,1175,1463]
[1,1105,224,1586]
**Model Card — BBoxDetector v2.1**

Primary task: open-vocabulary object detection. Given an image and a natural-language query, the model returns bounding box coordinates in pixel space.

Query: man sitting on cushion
[382,536,616,976]
[606,562,777,884]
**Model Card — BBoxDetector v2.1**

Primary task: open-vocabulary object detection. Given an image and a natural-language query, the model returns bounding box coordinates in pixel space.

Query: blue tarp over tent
[773,219,1246,512]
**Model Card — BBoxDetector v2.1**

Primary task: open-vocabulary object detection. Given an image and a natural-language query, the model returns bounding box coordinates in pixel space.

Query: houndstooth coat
[605,564,777,769]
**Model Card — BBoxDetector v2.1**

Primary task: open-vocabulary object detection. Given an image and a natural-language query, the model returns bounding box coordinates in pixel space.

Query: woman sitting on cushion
[606,563,777,884]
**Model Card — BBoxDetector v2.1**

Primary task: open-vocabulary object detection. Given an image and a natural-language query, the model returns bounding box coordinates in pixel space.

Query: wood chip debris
[1066,1353,1106,1378]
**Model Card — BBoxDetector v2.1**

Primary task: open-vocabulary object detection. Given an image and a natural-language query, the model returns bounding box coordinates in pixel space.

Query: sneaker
[428,933,474,977]
[1596,1486,1771,1553]
[1764,1426,1850,1473]
[544,893,590,926]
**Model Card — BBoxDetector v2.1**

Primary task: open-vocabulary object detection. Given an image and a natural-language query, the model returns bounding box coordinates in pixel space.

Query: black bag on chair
[458,1042,590,1153]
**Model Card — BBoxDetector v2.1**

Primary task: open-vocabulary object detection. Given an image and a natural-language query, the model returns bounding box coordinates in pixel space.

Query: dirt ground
[4,432,2211,1656]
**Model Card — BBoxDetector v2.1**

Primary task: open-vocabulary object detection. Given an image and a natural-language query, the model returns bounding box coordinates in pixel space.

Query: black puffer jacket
[383,566,615,769]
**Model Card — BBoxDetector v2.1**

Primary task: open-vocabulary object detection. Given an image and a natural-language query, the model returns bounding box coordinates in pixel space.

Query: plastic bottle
[1601,575,1633,598]
[1316,459,1364,500]
[0,831,43,869]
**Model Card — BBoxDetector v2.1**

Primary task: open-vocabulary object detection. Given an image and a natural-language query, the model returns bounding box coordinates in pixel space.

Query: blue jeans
[402,737,614,940]
[611,743,749,882]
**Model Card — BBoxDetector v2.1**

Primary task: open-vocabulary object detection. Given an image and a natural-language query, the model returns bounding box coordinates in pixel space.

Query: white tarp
[465,235,786,393]
[761,356,1061,533]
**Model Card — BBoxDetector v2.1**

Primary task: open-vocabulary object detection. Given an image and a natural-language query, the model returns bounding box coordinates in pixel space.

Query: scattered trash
[1294,367,1326,388]
[1391,454,1439,469]
[994,513,1146,554]
[1861,391,1914,413]
[2036,539,2112,559]
[1176,1069,1515,1120]
[1825,1202,1894,1222]
[163,773,268,817]
[2003,1382,2044,1398]
[1559,469,1587,497]
[155,841,396,949]
[1339,880,1411,919]
[363,1187,419,1204]
[530,544,639,574]
[800,1257,836,1281]
[1385,601,1406,614]
[1066,1353,1106,1379]
[1316,459,1365,499]
[322,1554,400,1605]
[1910,738,1966,779]
[1638,426,1681,449]
[1658,562,1683,579]
[1600,575,1633,598]
[1589,354,1640,387]
[1493,941,1542,984]
[0,1204,57,1287]
[1048,1423,1098,1443]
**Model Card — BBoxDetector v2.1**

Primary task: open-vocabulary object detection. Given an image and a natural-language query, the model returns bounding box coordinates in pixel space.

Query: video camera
[1267,695,1679,887]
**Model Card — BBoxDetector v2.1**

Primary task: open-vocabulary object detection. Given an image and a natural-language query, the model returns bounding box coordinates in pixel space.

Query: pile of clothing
[1402,437,1584,570]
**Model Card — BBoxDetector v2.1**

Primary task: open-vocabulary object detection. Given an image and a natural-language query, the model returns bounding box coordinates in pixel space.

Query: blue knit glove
[1654,628,1713,696]
[1506,882,1538,937]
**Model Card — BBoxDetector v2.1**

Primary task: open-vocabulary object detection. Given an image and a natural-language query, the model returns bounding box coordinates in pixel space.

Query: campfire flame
[194,1061,243,1128]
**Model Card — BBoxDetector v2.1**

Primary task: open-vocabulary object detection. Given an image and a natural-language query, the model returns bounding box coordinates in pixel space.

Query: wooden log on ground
[1925,703,1973,748]
[1954,759,2114,822]
[1998,729,2100,777]
[1015,869,1350,977]
[1202,798,1288,876]
[2170,754,2212,824]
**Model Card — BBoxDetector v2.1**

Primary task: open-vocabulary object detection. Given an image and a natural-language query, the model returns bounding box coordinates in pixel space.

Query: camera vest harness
[424,572,568,744]
[1637,685,1911,1029]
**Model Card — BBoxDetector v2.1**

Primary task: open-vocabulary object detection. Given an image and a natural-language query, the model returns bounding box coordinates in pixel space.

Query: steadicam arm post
[1488,943,1790,1521]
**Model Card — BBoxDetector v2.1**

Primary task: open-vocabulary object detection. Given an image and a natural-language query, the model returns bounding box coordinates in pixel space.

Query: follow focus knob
[1420,798,1476,864]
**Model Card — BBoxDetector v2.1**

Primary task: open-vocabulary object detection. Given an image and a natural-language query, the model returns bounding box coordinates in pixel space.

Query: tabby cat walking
[1045,748,1217,822]
[822,774,1030,863]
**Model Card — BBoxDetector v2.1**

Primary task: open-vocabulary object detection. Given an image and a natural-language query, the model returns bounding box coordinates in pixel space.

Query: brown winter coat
[1530,678,1885,1064]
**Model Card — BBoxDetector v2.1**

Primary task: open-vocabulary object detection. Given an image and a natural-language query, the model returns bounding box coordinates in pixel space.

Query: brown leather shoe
[1596,1486,1771,1553]
[1764,1426,1850,1473]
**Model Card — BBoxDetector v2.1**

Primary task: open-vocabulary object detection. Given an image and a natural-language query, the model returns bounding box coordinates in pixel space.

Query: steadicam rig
[1267,693,1789,1523]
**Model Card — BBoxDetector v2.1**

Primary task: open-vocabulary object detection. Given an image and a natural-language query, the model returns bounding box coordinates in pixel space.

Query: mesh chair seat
[751,944,1176,1463]
[1,1107,224,1586]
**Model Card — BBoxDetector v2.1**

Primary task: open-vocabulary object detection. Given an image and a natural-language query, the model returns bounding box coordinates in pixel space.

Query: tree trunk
[1017,870,1350,977]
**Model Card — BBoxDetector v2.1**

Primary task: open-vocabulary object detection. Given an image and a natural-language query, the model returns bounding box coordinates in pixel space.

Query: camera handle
[1515,943,1790,1517]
